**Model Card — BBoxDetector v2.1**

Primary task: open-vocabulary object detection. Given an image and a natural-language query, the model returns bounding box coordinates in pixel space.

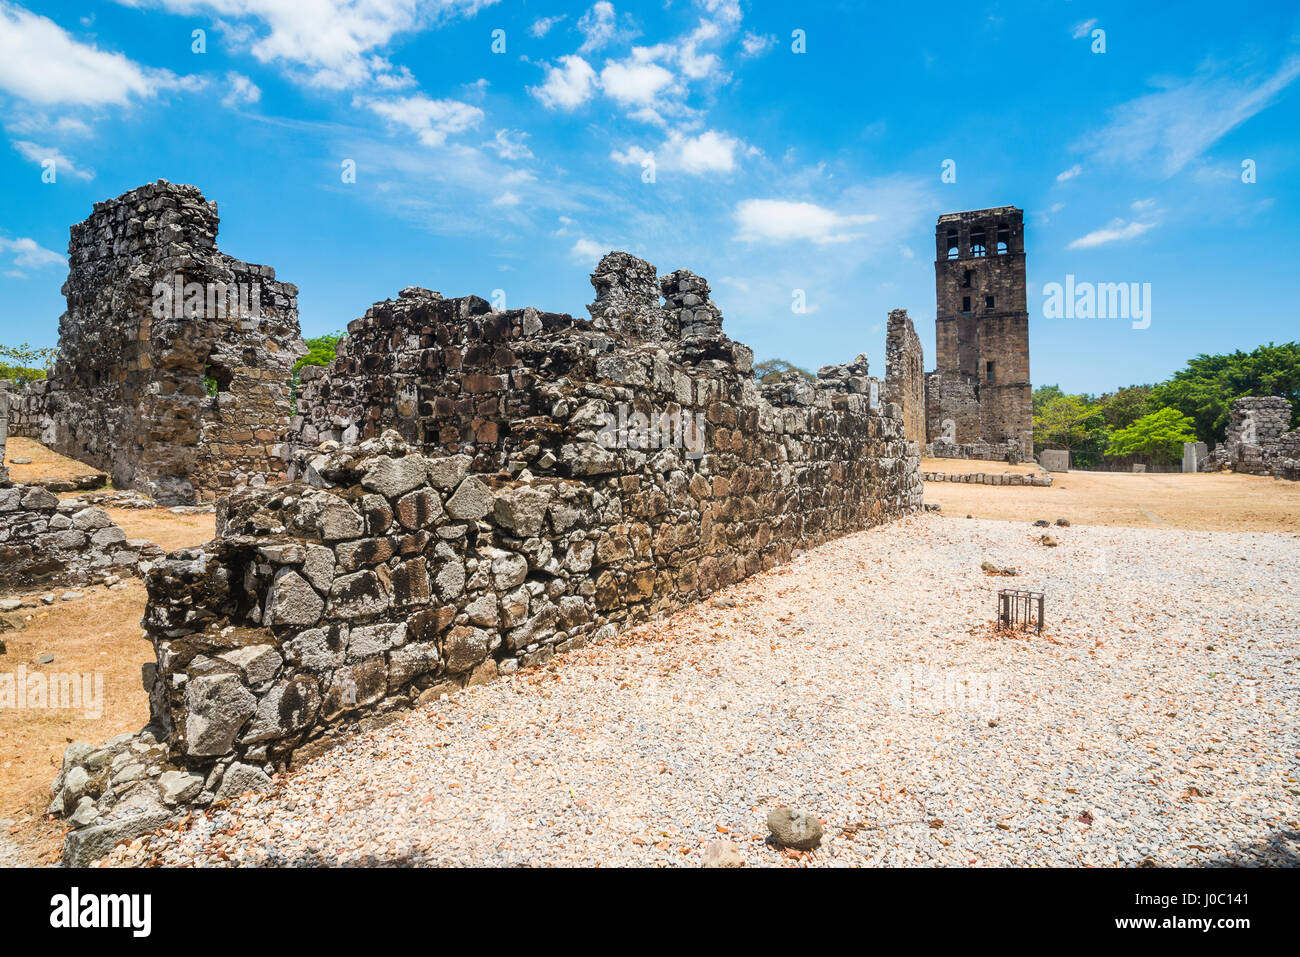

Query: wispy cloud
[359,93,483,147]
[0,235,66,276]
[612,129,752,175]
[11,140,95,180]
[530,15,565,39]
[221,72,261,109]
[116,0,498,90]
[1077,53,1300,177]
[1066,217,1157,249]
[734,199,879,245]
[1056,164,1082,182]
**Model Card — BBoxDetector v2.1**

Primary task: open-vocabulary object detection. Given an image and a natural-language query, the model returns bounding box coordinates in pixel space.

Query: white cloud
[221,71,261,108]
[1066,218,1157,249]
[361,93,483,147]
[734,199,878,245]
[488,128,533,161]
[741,32,776,58]
[1056,164,1082,182]
[530,54,597,109]
[491,191,520,207]
[599,57,675,105]
[577,2,619,53]
[1078,53,1300,177]
[612,129,747,175]
[11,140,95,180]
[115,0,498,90]
[0,2,190,106]
[530,14,565,38]
[0,235,66,274]
[1072,18,1098,39]
[571,237,607,261]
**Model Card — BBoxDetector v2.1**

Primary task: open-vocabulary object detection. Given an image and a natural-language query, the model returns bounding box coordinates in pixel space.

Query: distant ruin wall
[0,380,10,485]
[19,181,305,504]
[885,309,925,446]
[0,484,162,593]
[107,253,922,806]
[1210,396,1300,479]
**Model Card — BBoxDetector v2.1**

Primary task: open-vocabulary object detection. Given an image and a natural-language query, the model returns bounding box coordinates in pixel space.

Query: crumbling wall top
[587,251,665,341]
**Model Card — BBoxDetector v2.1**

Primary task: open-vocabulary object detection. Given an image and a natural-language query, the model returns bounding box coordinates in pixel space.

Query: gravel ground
[102,515,1300,867]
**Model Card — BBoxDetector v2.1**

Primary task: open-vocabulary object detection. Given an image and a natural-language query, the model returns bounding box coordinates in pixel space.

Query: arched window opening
[996,225,1010,254]
[945,230,959,259]
[970,229,987,257]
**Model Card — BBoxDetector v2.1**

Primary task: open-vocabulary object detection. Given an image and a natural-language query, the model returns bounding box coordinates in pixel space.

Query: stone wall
[0,379,10,486]
[1210,396,1300,479]
[51,252,924,857]
[0,483,162,593]
[885,309,925,445]
[17,181,305,504]
[921,470,1051,487]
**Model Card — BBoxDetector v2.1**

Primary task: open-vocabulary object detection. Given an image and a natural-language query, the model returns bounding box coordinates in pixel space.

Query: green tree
[0,342,56,385]
[1150,342,1300,443]
[1105,407,1198,463]
[1033,389,1107,464]
[1096,384,1155,431]
[295,332,345,373]
[289,332,345,413]
[753,358,814,384]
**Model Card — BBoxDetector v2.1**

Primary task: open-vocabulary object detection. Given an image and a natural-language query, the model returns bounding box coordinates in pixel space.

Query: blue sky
[0,0,1297,395]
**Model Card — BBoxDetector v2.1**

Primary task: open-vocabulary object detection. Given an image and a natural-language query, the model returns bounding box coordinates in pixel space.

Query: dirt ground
[924,466,1300,532]
[100,507,216,554]
[1,485,213,864]
[4,436,104,484]
[1,582,155,864]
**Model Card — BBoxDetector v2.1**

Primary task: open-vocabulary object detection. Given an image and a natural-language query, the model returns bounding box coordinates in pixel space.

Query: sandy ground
[0,494,212,864]
[4,436,104,484]
[102,508,216,554]
[0,582,154,865]
[924,468,1300,532]
[101,515,1300,868]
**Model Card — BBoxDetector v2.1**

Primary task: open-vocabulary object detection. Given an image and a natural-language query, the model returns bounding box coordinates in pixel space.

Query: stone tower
[926,206,1032,456]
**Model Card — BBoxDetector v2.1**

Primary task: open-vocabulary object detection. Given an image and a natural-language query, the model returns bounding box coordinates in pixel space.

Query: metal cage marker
[998,588,1044,633]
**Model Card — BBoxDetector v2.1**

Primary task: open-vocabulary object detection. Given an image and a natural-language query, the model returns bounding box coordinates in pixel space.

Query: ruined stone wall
[885,309,925,445]
[925,372,980,448]
[103,253,921,807]
[21,182,304,504]
[0,379,10,485]
[0,484,162,593]
[1211,396,1300,479]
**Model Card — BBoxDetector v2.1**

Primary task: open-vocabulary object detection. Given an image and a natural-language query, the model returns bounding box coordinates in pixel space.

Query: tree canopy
[753,358,814,384]
[1149,342,1300,443]
[1104,407,1198,463]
